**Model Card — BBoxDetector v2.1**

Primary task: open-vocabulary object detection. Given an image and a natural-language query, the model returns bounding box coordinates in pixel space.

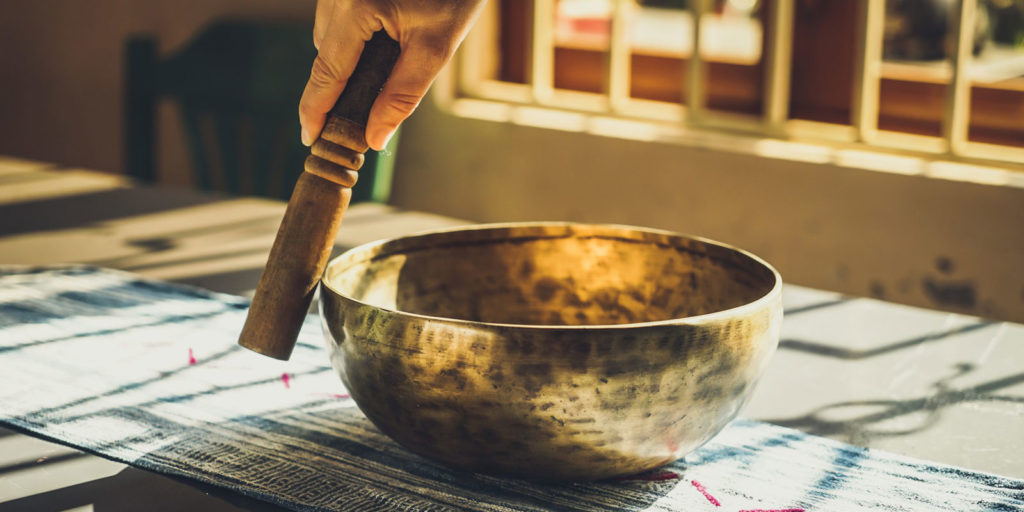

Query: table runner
[1,265,1021,512]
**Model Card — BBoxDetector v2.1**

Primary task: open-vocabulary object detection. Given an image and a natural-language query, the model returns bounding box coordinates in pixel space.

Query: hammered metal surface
[320,223,782,481]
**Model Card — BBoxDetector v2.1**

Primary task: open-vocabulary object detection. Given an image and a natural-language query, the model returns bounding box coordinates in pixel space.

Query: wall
[0,0,315,182]
[392,97,1024,323]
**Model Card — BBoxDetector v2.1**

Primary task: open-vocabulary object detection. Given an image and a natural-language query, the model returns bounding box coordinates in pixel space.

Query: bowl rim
[321,222,782,330]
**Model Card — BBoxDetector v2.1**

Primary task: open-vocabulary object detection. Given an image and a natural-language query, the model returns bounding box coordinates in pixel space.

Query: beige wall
[392,99,1024,323]
[0,0,316,181]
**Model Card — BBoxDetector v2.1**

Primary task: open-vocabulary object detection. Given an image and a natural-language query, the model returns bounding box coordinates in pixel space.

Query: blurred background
[1,0,1023,321]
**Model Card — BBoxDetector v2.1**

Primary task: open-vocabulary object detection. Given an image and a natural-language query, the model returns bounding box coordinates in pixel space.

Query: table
[1,156,1021,511]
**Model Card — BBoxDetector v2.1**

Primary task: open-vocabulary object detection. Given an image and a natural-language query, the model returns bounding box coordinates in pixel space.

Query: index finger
[298,9,377,146]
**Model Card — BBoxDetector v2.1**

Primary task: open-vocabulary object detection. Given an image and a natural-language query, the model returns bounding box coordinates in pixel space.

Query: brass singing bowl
[319,223,782,481]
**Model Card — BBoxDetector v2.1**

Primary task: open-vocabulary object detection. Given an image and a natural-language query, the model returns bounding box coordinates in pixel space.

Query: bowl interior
[324,224,776,326]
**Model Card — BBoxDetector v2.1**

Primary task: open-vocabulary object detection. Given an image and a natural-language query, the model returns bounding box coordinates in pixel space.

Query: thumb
[365,34,454,150]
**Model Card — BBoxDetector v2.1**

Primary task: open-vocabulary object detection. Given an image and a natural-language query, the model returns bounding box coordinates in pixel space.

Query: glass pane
[498,0,530,84]
[968,1,1024,147]
[632,0,686,103]
[554,0,610,94]
[788,0,858,125]
[703,0,765,114]
[878,0,955,137]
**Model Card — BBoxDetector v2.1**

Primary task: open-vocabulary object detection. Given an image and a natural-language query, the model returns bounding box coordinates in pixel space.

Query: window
[455,0,1024,167]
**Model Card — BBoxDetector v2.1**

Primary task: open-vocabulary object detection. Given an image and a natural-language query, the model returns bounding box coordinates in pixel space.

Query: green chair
[124,19,396,202]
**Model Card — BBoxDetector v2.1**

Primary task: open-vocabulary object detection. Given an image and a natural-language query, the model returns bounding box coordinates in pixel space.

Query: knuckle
[418,30,458,65]
[308,55,342,86]
[298,100,319,120]
[384,91,422,117]
[420,42,455,71]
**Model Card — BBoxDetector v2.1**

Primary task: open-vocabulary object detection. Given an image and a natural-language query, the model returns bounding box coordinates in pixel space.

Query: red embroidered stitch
[664,435,680,453]
[281,372,291,388]
[308,392,351,399]
[615,471,680,482]
[188,348,196,366]
[690,480,721,507]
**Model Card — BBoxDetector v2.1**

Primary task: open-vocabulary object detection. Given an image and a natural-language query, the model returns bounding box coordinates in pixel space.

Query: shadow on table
[0,184,368,296]
[767,314,1024,445]
[0,466,283,512]
[766,364,1024,445]
[0,187,217,237]
[778,321,995,360]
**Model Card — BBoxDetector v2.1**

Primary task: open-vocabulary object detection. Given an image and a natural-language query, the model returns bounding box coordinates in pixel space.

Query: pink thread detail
[281,373,291,388]
[691,480,721,507]
[737,509,805,512]
[187,348,196,365]
[615,471,680,482]
[664,435,680,453]
[308,392,351,399]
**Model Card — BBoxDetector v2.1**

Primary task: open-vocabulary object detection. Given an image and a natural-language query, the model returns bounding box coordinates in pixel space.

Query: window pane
[968,2,1024,147]
[554,0,610,94]
[704,0,765,115]
[878,0,955,138]
[498,0,530,84]
[788,0,858,125]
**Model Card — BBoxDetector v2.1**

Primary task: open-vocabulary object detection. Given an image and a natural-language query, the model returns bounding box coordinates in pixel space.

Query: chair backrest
[125,19,395,201]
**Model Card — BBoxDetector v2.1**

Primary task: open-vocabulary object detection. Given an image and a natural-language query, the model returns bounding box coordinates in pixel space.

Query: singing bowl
[319,223,782,481]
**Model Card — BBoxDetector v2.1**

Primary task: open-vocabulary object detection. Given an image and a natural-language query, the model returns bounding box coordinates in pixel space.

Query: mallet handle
[239,31,400,360]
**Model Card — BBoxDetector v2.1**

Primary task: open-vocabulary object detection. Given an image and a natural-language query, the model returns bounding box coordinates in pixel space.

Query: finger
[313,0,334,50]
[365,33,454,150]
[298,10,377,146]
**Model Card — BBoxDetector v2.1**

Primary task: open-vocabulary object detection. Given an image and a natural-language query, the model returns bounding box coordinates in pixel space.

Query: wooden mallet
[238,30,401,360]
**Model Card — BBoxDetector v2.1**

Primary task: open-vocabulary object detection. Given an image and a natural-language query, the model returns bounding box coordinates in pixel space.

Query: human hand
[299,0,486,150]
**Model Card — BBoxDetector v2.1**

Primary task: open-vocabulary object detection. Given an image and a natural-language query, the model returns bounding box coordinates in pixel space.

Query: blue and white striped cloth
[1,266,1021,511]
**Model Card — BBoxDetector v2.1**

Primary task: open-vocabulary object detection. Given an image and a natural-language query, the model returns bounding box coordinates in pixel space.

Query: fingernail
[365,128,384,151]
[382,130,396,148]
[301,128,312,147]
